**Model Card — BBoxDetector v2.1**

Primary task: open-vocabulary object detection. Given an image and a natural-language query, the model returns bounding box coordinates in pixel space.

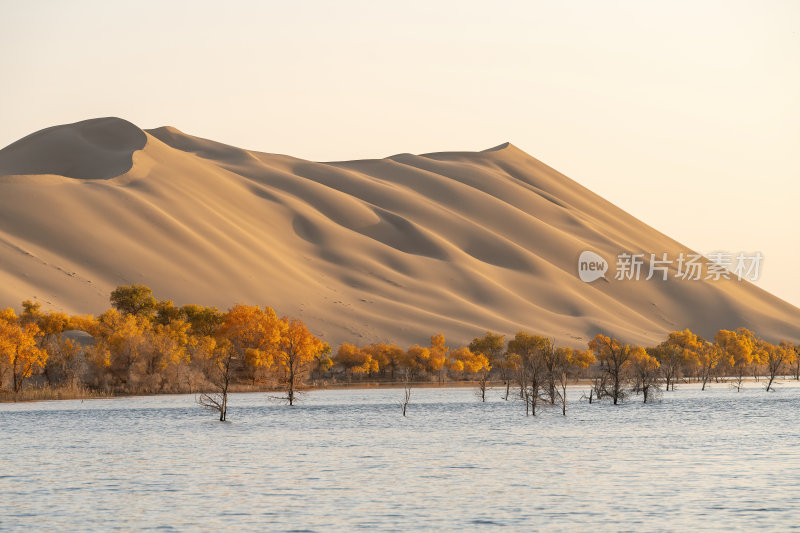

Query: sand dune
[1,117,798,347]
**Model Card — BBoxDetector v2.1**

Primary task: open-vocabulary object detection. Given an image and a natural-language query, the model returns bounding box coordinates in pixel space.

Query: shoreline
[3,376,798,404]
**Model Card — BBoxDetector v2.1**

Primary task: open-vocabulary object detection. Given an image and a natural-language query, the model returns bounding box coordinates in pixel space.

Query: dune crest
[0,117,147,180]
[1,117,798,347]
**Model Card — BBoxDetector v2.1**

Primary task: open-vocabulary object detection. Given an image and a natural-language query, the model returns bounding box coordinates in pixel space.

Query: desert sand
[0,117,798,347]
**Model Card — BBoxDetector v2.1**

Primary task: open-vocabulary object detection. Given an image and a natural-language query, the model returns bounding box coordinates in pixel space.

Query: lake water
[1,382,799,531]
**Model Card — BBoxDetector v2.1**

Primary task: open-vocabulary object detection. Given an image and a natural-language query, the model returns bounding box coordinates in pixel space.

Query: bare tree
[198,342,233,421]
[400,372,412,416]
[499,360,513,400]
[732,370,746,392]
[556,371,570,415]
[543,338,558,406]
[477,369,489,402]
[589,365,607,404]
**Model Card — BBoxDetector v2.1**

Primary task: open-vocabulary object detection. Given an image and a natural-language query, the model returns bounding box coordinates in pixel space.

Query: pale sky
[2,0,798,307]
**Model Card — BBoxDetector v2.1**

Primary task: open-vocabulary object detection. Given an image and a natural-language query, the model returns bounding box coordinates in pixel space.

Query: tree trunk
[288,362,295,406]
[13,355,22,393]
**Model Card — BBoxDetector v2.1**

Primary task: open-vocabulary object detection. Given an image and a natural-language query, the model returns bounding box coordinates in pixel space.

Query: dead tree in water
[400,373,412,416]
[589,364,608,403]
[557,371,569,415]
[477,370,489,402]
[543,338,560,406]
[198,341,234,421]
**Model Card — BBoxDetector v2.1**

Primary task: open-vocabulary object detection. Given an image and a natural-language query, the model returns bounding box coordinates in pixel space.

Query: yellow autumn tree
[401,345,430,379]
[0,308,48,393]
[653,329,704,391]
[450,346,492,401]
[109,284,157,317]
[763,340,795,392]
[362,343,404,379]
[715,328,757,391]
[696,340,723,390]
[629,347,661,403]
[217,304,282,384]
[185,333,218,391]
[181,305,225,392]
[552,346,596,415]
[469,331,508,399]
[428,334,449,383]
[198,337,236,421]
[200,303,285,420]
[507,332,551,415]
[588,334,636,405]
[275,317,327,405]
[182,304,225,337]
[468,331,505,370]
[19,307,73,388]
[139,319,192,392]
[69,314,102,337]
[335,343,379,376]
[89,308,149,389]
[448,347,490,375]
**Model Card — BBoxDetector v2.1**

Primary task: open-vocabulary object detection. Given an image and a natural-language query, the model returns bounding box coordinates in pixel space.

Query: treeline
[1,285,799,420]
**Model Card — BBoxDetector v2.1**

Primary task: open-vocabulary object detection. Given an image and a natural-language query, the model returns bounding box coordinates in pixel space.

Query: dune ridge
[1,117,798,347]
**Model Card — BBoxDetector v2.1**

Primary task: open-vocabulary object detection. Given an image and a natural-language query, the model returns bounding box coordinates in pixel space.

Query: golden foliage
[4,284,798,402]
[0,308,49,392]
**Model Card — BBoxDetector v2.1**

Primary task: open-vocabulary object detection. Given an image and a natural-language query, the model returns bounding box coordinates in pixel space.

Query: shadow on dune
[0,117,147,180]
